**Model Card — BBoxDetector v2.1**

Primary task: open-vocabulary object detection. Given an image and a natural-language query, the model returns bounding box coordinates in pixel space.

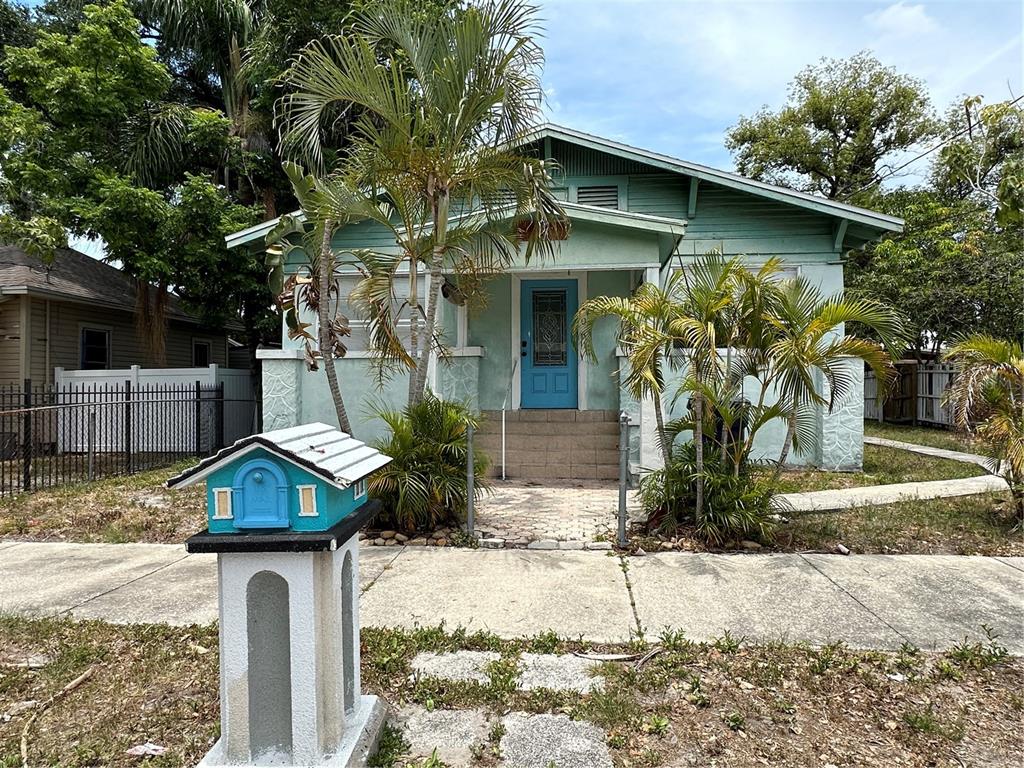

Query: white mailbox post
[168,423,391,767]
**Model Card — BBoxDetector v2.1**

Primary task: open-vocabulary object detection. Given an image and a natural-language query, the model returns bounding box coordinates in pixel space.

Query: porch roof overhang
[224,200,687,252]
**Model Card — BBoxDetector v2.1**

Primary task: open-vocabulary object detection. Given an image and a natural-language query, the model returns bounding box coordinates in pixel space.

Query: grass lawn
[1,617,1021,768]
[863,420,981,454]
[778,493,1024,556]
[764,443,984,495]
[0,463,205,544]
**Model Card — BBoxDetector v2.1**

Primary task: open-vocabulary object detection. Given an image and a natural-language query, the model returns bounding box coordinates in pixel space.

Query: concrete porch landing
[474,480,642,549]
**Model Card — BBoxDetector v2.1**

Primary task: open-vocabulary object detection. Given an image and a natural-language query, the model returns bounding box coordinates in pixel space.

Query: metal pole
[501,408,506,481]
[617,410,629,548]
[466,421,475,537]
[87,408,96,481]
[22,379,32,492]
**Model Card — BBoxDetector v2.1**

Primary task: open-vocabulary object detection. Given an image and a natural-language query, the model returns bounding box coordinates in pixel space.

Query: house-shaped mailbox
[169,422,391,535]
[168,423,392,768]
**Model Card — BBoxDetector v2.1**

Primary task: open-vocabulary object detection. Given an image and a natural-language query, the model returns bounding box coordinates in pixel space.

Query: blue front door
[520,279,578,409]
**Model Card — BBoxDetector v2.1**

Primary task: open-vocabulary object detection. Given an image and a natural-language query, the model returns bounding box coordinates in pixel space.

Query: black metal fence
[0,379,255,498]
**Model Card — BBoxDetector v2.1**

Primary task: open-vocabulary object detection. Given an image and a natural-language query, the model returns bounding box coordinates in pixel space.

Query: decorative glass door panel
[520,280,578,409]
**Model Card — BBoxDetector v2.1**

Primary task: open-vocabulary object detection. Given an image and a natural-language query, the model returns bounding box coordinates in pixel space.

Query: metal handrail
[500,358,519,480]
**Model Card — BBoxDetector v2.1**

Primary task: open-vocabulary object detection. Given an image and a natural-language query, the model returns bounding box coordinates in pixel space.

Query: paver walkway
[474,480,641,546]
[2,541,1021,654]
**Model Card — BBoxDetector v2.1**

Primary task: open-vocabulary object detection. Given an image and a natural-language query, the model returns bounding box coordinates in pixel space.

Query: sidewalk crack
[798,554,911,646]
[617,554,644,641]
[360,545,407,594]
[65,551,192,615]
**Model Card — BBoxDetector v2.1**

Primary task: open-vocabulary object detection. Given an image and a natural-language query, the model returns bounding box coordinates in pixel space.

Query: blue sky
[540,0,1022,173]
[26,0,1019,256]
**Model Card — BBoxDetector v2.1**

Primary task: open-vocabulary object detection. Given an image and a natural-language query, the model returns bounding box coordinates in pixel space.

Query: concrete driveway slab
[0,542,186,617]
[71,553,219,625]
[628,553,905,649]
[360,548,634,643]
[804,554,1024,653]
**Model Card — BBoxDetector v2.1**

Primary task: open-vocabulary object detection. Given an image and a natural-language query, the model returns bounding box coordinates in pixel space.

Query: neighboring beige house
[0,245,233,385]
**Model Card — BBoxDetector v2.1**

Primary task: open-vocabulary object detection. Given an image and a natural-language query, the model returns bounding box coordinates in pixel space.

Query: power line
[853,94,1024,195]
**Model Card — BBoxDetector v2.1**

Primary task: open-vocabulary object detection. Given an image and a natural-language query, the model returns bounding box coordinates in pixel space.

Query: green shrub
[638,442,776,546]
[370,394,489,533]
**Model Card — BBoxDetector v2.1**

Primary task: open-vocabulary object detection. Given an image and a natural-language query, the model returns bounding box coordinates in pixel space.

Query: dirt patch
[1,619,1021,767]
[0,464,205,544]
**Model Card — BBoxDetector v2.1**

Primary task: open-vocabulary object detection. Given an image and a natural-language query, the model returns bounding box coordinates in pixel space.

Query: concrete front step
[476,421,619,437]
[475,410,622,480]
[490,463,620,480]
[480,409,620,424]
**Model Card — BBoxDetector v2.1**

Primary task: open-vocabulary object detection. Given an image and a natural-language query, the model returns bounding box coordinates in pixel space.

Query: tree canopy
[726,52,938,202]
[727,51,1022,355]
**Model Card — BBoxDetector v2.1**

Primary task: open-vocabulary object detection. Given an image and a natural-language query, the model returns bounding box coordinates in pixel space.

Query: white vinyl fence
[53,365,256,454]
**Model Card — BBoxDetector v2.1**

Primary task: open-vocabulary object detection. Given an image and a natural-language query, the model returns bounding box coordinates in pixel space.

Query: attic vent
[576,185,619,208]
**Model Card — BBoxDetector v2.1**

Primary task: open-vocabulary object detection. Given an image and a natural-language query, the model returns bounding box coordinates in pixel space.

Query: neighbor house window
[192,339,212,367]
[212,488,233,519]
[352,479,367,500]
[80,328,110,369]
[297,485,319,517]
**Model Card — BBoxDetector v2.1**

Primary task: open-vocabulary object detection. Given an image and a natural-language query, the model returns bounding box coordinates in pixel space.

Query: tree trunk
[413,261,443,401]
[407,252,419,404]
[694,393,705,520]
[411,189,450,405]
[654,391,670,465]
[773,410,798,482]
[318,223,352,433]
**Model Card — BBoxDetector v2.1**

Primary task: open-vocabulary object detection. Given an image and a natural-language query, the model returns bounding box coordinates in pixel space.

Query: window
[297,485,318,517]
[352,478,367,501]
[80,328,110,369]
[192,339,212,367]
[212,488,233,519]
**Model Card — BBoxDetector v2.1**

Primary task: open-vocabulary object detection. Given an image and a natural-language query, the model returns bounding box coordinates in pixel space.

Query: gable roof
[0,245,203,324]
[525,124,904,233]
[166,422,392,490]
[224,123,902,250]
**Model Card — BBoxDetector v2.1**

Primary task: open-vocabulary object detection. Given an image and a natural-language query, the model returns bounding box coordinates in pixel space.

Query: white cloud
[538,0,1022,172]
[866,2,939,38]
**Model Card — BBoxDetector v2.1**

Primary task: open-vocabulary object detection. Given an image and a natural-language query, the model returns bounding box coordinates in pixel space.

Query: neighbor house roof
[166,422,392,490]
[0,245,220,326]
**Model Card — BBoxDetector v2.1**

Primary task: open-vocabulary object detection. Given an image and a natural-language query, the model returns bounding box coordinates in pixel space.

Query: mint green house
[227,125,902,479]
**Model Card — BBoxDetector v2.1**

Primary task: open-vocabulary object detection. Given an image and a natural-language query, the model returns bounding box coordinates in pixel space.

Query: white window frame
[297,484,319,517]
[212,487,233,519]
[352,478,367,500]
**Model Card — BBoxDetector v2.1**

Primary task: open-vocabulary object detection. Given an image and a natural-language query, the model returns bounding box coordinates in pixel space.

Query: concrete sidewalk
[1,541,1021,653]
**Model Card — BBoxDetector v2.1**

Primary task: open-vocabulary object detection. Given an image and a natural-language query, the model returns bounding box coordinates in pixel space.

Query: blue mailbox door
[520,279,578,409]
[232,459,289,528]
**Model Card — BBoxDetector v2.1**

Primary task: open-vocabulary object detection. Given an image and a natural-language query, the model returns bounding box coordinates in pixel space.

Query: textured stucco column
[435,350,483,412]
[818,357,865,471]
[258,349,305,431]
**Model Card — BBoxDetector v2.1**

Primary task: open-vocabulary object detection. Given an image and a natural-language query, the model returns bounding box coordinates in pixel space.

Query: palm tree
[277,0,566,406]
[574,283,678,464]
[943,335,1024,520]
[764,278,906,476]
